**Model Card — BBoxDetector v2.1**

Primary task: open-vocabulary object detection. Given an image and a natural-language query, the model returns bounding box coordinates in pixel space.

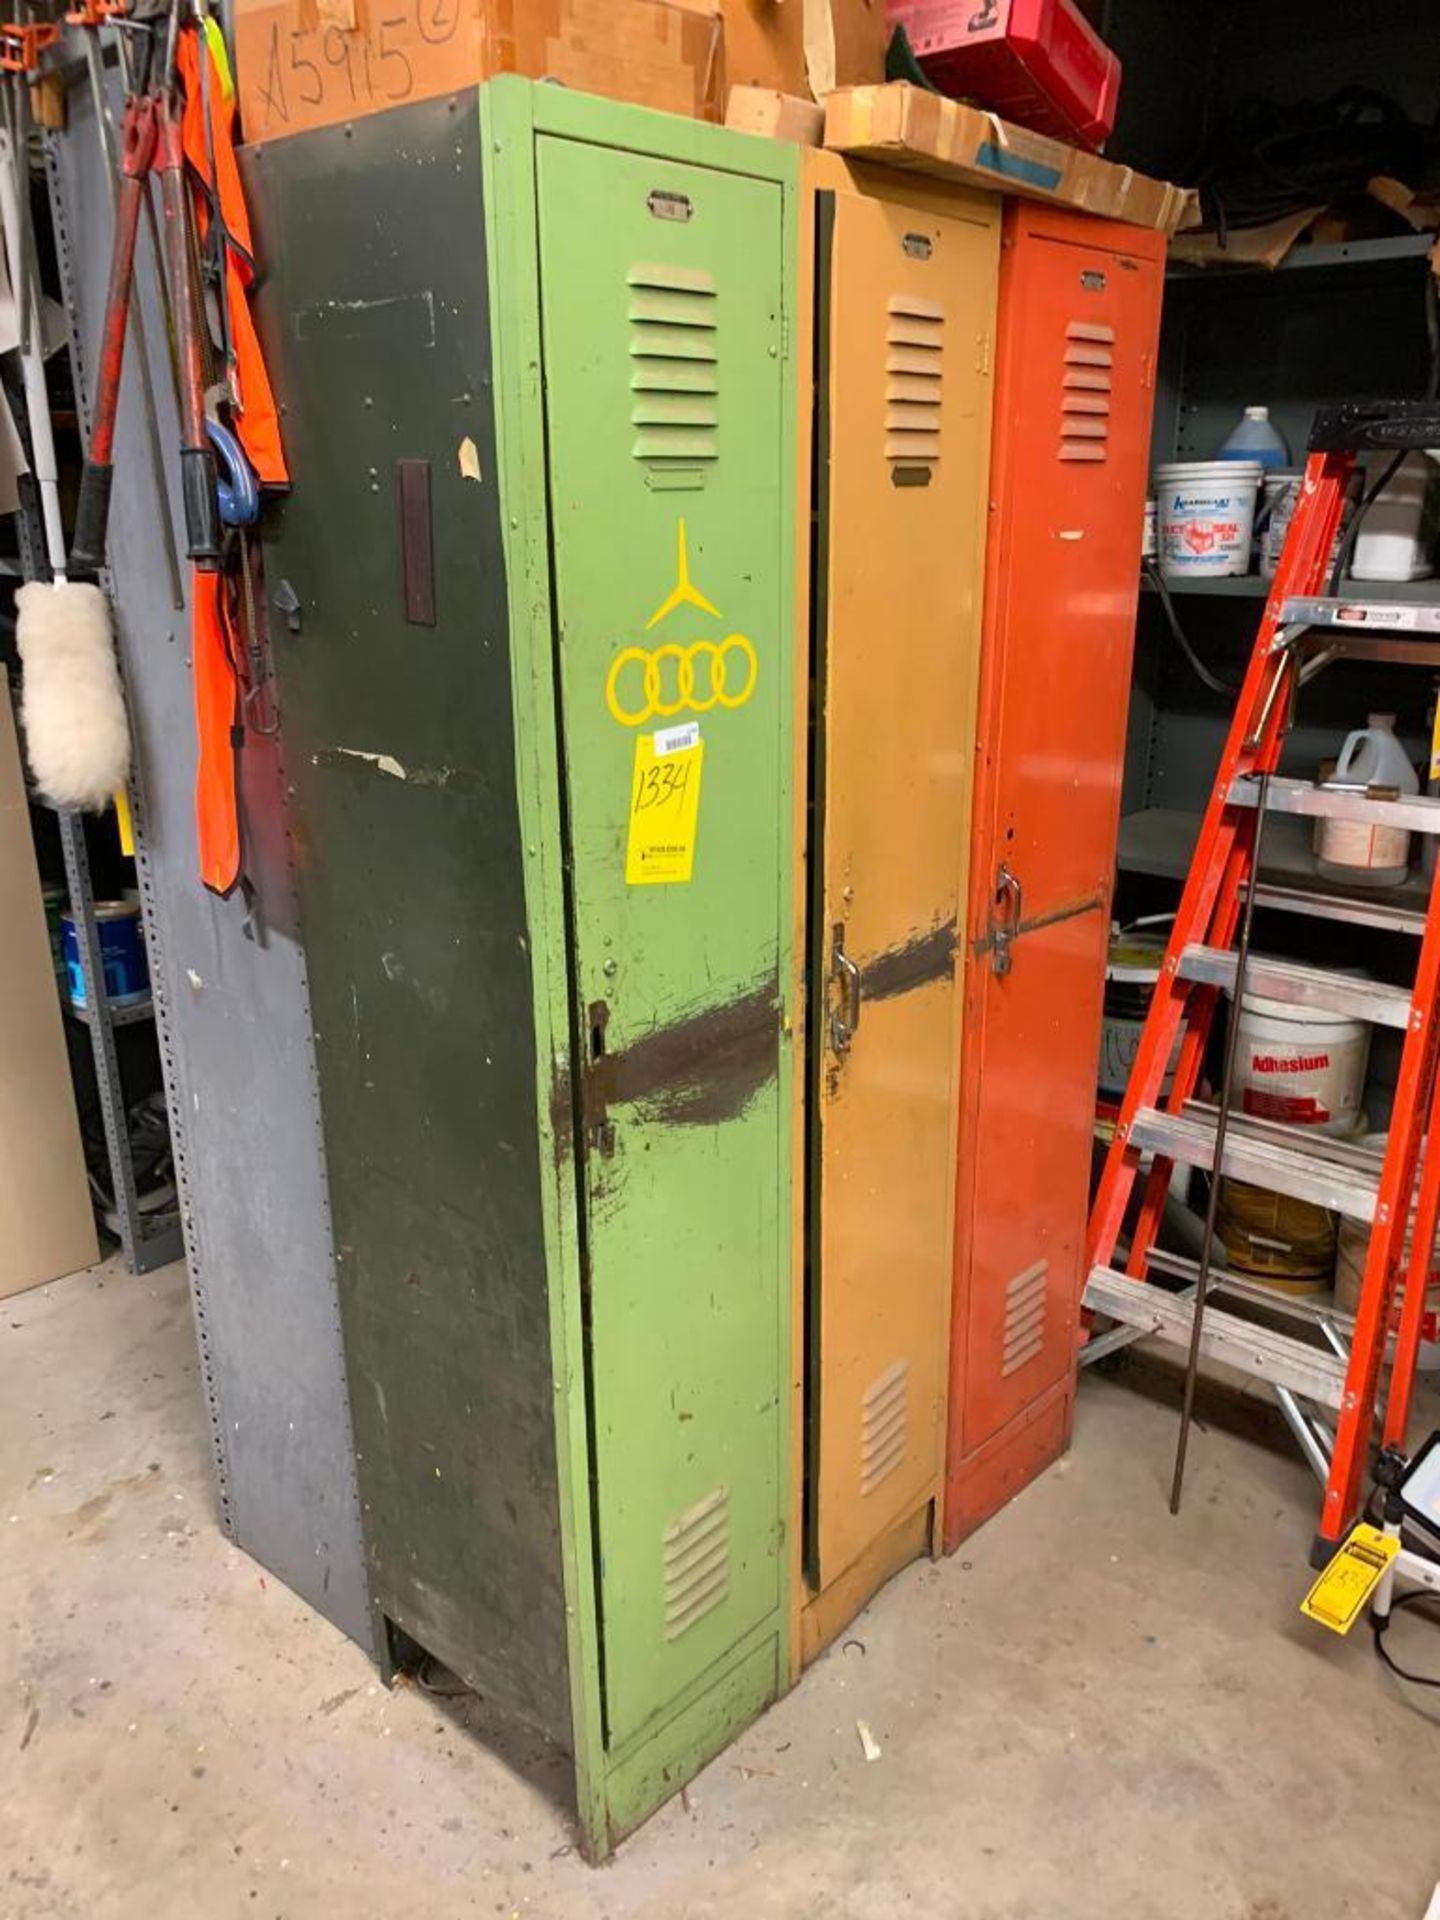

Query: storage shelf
[63,992,155,1030]
[1141,572,1440,603]
[1167,233,1435,282]
[1118,806,1433,910]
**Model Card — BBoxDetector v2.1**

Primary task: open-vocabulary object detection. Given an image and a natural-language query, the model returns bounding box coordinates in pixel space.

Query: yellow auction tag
[625,723,704,886]
[1300,1524,1399,1635]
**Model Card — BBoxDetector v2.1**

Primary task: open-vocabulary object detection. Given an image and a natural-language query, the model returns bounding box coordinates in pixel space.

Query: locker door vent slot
[1001,1259,1049,1376]
[629,263,718,473]
[1061,321,1113,464]
[860,1359,909,1494]
[885,294,944,477]
[662,1486,730,1641]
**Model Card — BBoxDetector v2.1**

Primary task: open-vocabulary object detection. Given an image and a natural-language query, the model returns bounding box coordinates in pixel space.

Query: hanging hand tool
[68,0,184,608]
[0,19,58,358]
[1,39,131,816]
[206,417,257,525]
[72,0,222,574]
[157,76,221,564]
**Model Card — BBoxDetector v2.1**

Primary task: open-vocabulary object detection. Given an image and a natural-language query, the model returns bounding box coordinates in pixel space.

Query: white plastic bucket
[1142,497,1157,560]
[1156,460,1263,579]
[1230,990,1371,1136]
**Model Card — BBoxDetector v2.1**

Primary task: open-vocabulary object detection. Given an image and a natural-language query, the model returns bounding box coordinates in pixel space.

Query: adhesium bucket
[1230,990,1371,1137]
[1156,460,1263,579]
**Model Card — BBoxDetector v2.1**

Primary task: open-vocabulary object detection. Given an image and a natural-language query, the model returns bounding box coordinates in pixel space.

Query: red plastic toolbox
[887,0,1122,152]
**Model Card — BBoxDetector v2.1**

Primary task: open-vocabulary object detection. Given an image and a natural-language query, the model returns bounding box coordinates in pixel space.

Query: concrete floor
[4,1257,1439,1920]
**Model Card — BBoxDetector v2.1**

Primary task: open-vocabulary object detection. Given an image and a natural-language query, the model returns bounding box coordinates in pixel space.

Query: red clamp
[0,21,60,71]
[65,0,127,21]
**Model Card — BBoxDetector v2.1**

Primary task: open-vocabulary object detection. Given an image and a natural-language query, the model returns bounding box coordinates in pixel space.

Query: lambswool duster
[0,120,130,813]
[15,580,131,810]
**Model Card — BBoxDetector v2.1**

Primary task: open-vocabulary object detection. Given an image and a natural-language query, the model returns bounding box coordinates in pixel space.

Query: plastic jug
[1350,451,1437,582]
[1314,713,1419,888]
[1217,405,1289,471]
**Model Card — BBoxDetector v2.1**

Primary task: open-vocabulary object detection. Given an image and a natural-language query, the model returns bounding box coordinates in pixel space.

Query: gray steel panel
[243,99,572,1742]
[47,57,370,1650]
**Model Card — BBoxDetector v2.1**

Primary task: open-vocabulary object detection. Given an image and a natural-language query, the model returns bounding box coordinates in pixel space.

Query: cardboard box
[236,0,886,146]
[824,82,1199,235]
[0,679,98,1300]
[725,83,824,144]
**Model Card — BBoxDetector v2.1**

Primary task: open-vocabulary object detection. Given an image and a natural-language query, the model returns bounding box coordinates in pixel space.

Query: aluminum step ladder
[1085,400,1440,1563]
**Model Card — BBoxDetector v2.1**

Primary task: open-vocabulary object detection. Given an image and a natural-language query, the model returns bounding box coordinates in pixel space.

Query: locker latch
[829,924,862,1055]
[584,998,617,1158]
[990,864,1023,977]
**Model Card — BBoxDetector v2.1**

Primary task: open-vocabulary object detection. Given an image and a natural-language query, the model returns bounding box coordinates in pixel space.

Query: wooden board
[0,679,97,1298]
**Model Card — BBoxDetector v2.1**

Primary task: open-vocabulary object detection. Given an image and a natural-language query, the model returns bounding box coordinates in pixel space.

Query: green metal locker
[245,79,799,1857]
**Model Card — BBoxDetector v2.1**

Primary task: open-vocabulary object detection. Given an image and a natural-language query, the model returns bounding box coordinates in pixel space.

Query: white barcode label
[653,721,700,758]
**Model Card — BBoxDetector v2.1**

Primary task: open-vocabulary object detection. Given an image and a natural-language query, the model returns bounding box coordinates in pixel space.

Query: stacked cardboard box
[235,0,887,145]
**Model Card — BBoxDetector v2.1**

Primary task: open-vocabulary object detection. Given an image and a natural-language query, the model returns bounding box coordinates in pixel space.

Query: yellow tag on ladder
[1300,1523,1399,1635]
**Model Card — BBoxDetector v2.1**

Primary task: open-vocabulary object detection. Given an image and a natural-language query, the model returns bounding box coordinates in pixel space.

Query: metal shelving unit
[1168,233,1436,281]
[10,382,181,1278]
[53,805,181,1274]
[1141,572,1440,602]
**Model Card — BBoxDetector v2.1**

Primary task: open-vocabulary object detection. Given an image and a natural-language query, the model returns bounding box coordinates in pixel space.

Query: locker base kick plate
[799,1501,931,1670]
[945,1376,1072,1554]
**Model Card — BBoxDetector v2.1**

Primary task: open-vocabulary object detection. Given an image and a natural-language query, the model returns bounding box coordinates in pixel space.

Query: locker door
[535,136,789,1747]
[956,221,1163,1461]
[812,188,997,1585]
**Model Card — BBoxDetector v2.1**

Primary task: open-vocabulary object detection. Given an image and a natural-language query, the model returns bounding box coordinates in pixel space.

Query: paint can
[1099,926,1181,1099]
[1155,459,1263,579]
[61,900,149,1008]
[1142,496,1157,560]
[1258,469,1302,577]
[1215,1179,1337,1293]
[41,883,67,973]
[1229,989,1370,1137]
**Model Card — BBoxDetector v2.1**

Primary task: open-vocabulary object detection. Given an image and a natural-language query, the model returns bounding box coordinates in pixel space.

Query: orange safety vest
[179,23,286,893]
[178,25,288,486]
[192,569,241,896]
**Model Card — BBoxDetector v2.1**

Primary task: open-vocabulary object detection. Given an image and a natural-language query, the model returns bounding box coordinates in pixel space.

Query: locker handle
[830,925,861,1055]
[992,865,1023,978]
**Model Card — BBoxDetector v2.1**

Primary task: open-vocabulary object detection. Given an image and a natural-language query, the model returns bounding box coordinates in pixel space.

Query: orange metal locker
[801,155,999,1657]
[944,201,1165,1552]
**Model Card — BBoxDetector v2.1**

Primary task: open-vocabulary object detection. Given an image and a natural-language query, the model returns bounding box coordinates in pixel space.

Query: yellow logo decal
[606,519,759,727]
[644,520,719,630]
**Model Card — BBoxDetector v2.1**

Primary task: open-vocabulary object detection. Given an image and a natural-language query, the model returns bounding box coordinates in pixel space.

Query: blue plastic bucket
[61,901,149,1008]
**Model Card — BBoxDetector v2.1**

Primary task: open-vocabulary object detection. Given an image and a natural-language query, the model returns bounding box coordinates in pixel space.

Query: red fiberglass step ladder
[1085,401,1440,1565]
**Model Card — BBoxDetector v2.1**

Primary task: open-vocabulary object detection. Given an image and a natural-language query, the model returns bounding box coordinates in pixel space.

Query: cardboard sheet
[0,679,98,1299]
[824,83,1198,235]
[725,83,823,143]
[234,0,884,144]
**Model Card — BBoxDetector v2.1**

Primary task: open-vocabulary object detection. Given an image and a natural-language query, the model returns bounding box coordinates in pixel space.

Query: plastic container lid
[1235,992,1367,1030]
[1106,934,1167,984]
[1155,460,1265,479]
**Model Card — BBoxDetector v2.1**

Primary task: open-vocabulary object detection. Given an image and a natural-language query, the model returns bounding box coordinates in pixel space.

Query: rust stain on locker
[861,918,958,1003]
[556,981,781,1142]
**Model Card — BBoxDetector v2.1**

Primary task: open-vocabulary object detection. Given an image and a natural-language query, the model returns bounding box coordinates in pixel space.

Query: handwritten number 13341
[633,757,692,815]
